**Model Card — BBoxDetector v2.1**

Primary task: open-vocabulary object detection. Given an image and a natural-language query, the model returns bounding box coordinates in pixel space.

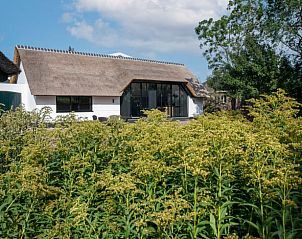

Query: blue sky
[0,0,228,82]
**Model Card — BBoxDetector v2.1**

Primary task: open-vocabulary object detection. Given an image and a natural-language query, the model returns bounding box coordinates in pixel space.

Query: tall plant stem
[217,163,222,239]
[193,176,198,239]
[281,173,289,239]
[282,185,286,239]
[259,181,265,239]
[184,164,188,193]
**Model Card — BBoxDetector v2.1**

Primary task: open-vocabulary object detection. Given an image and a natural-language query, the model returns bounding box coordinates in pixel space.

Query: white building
[0,46,208,120]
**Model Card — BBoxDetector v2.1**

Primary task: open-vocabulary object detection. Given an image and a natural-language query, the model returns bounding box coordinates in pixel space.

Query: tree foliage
[196,0,302,102]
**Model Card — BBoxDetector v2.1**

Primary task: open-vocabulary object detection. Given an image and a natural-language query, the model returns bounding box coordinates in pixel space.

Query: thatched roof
[0,51,20,76]
[15,45,207,97]
[187,78,209,98]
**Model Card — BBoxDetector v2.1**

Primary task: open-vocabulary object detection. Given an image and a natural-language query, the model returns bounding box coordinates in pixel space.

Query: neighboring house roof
[14,45,207,97]
[202,82,228,94]
[186,78,209,98]
[0,51,20,76]
[202,82,215,94]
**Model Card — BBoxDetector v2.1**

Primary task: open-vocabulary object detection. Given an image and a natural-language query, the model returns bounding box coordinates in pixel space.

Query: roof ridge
[15,45,184,66]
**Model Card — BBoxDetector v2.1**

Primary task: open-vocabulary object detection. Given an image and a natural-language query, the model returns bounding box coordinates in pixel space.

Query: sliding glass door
[121,81,188,118]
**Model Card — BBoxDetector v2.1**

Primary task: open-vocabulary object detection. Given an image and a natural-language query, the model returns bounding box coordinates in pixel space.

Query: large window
[56,96,92,113]
[121,81,188,118]
[0,91,21,111]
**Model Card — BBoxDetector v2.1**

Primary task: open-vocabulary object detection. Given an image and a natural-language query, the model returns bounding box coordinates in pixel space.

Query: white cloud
[64,0,228,54]
[68,21,94,41]
[61,12,75,23]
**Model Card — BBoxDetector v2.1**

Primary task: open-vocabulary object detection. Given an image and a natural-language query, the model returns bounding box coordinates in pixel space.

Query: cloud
[61,12,75,23]
[68,21,94,41]
[63,0,228,54]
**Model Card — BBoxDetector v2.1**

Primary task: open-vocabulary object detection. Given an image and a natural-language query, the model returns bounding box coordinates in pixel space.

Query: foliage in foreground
[0,90,301,239]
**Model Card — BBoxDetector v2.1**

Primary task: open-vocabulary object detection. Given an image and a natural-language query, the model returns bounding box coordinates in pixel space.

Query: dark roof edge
[0,51,20,75]
[16,45,185,66]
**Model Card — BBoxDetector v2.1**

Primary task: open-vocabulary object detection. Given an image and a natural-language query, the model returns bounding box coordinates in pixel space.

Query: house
[0,51,21,110]
[0,45,208,119]
[202,82,240,111]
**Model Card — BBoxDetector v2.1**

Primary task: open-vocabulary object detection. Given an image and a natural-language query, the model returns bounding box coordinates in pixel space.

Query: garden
[0,90,301,238]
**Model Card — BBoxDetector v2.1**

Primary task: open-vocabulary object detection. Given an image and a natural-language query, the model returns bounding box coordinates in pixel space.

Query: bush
[0,91,301,238]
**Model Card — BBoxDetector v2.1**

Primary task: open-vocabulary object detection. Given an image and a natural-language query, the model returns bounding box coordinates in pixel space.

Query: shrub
[0,91,301,238]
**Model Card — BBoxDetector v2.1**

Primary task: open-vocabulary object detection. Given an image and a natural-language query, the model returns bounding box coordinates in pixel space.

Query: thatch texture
[186,78,209,98]
[0,51,20,76]
[16,46,207,97]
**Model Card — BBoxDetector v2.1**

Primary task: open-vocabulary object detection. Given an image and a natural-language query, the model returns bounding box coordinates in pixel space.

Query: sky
[0,0,228,82]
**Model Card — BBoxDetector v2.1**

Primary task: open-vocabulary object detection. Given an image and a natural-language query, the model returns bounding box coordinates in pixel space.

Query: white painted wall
[18,63,36,111]
[93,96,120,118]
[0,83,24,94]
[35,95,202,120]
[35,96,55,117]
[35,96,120,120]
[0,63,36,111]
[188,97,203,117]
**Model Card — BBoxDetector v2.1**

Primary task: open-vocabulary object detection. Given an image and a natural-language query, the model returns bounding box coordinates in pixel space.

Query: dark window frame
[121,81,189,118]
[56,96,93,113]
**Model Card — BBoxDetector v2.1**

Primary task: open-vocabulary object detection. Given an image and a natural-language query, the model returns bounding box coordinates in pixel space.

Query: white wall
[35,96,120,120]
[35,95,202,120]
[188,97,203,117]
[0,63,36,111]
[93,96,120,118]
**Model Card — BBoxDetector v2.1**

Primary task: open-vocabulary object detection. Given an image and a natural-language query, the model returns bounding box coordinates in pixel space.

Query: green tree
[264,0,302,63]
[207,35,282,100]
[196,0,302,102]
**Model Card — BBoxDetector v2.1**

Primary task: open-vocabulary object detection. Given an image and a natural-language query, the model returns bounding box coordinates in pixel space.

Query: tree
[207,35,289,100]
[196,0,302,102]
[264,0,302,63]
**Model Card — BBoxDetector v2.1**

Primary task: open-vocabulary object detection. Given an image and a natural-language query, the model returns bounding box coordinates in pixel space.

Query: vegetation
[196,0,302,102]
[0,90,301,238]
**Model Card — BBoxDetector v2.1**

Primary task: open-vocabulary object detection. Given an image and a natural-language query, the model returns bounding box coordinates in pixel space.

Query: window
[121,81,188,118]
[0,91,21,111]
[56,96,92,113]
